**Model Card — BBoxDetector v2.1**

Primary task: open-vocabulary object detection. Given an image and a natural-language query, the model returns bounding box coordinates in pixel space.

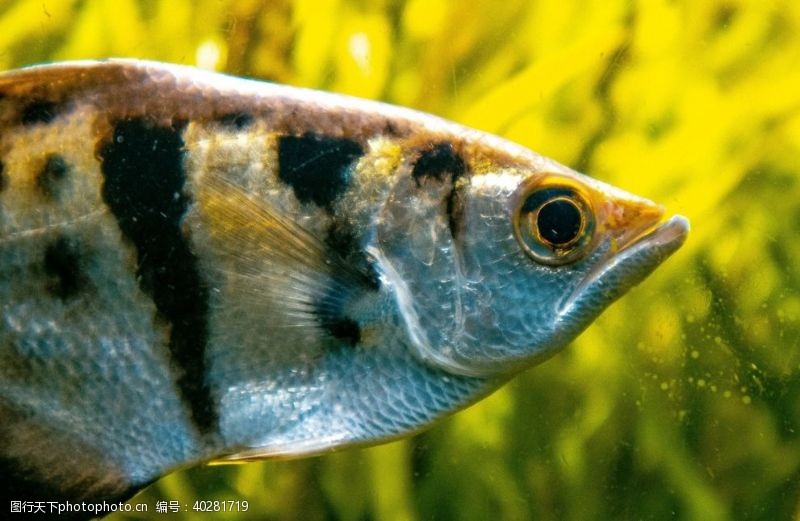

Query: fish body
[0,60,688,512]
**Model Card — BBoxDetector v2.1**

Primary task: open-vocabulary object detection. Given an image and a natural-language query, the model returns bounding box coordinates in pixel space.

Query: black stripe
[411,143,468,239]
[37,154,69,200]
[278,133,363,210]
[325,316,361,347]
[411,143,465,186]
[20,99,60,125]
[43,235,87,300]
[99,118,217,435]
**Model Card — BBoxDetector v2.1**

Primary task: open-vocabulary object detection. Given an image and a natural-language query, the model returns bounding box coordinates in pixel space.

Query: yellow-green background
[3,0,799,519]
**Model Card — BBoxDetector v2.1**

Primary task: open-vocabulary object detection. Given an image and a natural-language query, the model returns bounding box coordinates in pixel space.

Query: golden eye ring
[512,178,596,266]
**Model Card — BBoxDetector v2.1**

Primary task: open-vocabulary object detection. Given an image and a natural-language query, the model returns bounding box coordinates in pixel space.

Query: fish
[0,59,688,516]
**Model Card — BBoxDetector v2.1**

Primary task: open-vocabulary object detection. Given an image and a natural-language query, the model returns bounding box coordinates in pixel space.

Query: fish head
[375,153,689,378]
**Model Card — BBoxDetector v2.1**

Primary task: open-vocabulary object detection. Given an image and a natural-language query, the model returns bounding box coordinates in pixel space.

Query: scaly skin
[0,60,687,514]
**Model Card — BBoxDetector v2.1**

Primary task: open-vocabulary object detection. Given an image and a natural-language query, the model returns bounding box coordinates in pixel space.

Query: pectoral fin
[192,174,376,339]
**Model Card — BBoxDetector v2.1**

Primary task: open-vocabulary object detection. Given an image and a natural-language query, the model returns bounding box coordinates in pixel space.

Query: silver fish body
[0,60,688,512]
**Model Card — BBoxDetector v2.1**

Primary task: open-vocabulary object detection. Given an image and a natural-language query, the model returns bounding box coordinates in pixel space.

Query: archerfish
[0,60,688,515]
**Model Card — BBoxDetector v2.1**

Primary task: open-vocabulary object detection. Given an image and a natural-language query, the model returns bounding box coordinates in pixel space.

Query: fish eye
[513,182,596,265]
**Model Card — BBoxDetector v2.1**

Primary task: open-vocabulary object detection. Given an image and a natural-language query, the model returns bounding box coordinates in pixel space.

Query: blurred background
[2,0,799,519]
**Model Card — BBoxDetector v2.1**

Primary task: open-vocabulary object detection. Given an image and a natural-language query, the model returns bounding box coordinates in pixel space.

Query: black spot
[43,236,86,300]
[0,159,6,192]
[217,112,255,130]
[99,118,217,435]
[411,143,469,239]
[325,317,361,347]
[411,143,466,186]
[20,100,60,125]
[37,154,69,199]
[278,133,363,210]
[383,120,401,136]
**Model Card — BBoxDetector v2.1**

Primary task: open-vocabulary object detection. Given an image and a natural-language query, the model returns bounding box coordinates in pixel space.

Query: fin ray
[194,174,375,334]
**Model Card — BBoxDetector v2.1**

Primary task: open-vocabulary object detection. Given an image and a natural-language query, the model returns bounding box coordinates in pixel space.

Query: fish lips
[557,214,690,324]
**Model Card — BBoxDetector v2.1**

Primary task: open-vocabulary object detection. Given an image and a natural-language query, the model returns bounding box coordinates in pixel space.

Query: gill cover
[374,162,587,378]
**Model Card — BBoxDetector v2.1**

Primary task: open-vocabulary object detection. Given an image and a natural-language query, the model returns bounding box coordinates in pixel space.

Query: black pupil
[536,198,582,246]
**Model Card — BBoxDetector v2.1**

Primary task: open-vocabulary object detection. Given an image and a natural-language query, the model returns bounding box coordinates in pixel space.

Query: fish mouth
[558,214,690,317]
